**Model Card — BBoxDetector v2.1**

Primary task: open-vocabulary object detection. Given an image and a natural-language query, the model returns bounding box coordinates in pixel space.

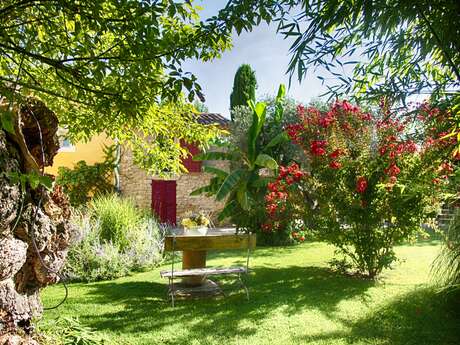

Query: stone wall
[119,147,229,225]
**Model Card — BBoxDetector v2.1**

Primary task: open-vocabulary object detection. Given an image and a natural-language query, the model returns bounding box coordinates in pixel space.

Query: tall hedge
[230,64,257,120]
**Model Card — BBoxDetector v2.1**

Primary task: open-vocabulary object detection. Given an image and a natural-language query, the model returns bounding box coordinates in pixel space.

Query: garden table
[163,227,256,299]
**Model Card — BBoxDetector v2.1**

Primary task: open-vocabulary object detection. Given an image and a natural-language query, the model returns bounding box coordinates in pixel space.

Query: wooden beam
[164,233,256,252]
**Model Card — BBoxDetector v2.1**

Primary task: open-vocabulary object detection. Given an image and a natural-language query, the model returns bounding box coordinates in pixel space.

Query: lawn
[41,242,460,345]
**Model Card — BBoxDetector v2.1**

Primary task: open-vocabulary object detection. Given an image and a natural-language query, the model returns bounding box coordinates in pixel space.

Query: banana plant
[191,85,289,224]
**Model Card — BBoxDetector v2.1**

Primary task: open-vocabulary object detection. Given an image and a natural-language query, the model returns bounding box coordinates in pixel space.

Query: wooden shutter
[151,180,176,225]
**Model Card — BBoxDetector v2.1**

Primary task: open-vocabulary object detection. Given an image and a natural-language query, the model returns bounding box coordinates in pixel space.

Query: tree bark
[0,98,75,344]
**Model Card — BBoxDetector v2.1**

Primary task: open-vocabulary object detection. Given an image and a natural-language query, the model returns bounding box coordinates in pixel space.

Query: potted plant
[180,213,210,235]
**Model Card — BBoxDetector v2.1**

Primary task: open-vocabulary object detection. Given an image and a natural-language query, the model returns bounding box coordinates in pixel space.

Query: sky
[183,1,330,118]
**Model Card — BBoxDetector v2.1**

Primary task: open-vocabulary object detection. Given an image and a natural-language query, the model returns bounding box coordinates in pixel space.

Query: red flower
[310,140,328,156]
[329,161,342,169]
[279,166,288,178]
[379,146,387,156]
[288,162,300,172]
[404,141,417,153]
[266,203,278,216]
[440,162,454,174]
[299,236,305,242]
[293,170,304,181]
[268,182,278,192]
[261,223,272,232]
[329,149,343,159]
[384,164,401,176]
[319,114,335,128]
[356,176,368,194]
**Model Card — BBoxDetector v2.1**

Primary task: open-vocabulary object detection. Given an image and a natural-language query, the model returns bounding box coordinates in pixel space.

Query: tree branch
[416,5,460,82]
[0,76,94,107]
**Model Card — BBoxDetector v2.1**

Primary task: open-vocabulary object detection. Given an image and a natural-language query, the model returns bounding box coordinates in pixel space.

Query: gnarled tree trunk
[0,98,75,344]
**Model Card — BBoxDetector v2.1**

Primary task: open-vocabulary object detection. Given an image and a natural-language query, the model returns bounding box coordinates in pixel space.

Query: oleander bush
[64,195,164,282]
[264,100,455,277]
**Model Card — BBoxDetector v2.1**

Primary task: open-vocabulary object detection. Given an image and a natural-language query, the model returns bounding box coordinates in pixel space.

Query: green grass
[41,242,460,345]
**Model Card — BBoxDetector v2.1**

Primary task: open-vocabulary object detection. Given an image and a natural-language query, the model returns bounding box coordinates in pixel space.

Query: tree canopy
[210,0,459,104]
[0,0,233,174]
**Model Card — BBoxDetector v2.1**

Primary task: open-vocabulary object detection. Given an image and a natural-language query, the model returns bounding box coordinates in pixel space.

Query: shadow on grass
[79,265,374,342]
[295,288,460,345]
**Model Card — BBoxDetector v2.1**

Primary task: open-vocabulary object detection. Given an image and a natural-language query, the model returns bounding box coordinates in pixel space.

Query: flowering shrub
[266,100,454,277]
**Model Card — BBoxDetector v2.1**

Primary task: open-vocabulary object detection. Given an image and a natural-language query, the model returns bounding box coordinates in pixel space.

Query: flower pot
[184,226,208,236]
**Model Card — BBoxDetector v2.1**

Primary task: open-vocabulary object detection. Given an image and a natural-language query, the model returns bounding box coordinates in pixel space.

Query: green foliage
[231,95,306,167]
[64,196,164,282]
[7,171,53,191]
[193,100,209,113]
[55,146,115,206]
[213,1,459,104]
[230,64,257,119]
[433,209,460,294]
[89,194,146,251]
[194,85,287,240]
[37,317,108,345]
[0,0,231,174]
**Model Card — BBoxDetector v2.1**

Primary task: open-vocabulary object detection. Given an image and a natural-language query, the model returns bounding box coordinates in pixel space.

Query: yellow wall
[45,134,113,176]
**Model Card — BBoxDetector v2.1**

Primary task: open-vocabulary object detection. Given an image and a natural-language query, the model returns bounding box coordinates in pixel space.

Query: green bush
[89,194,145,251]
[64,195,164,282]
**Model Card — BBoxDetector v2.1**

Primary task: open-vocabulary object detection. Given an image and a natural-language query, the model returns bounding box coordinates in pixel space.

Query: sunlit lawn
[41,242,460,345]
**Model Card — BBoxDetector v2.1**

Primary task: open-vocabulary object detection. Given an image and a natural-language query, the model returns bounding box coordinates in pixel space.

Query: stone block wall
[119,146,229,225]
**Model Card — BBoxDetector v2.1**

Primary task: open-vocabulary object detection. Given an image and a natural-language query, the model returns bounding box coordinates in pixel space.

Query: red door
[151,180,177,225]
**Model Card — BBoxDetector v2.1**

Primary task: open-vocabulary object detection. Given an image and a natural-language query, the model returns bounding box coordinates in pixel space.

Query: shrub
[64,195,164,282]
[194,86,289,246]
[56,145,115,206]
[265,100,453,277]
[89,194,145,251]
[433,208,460,293]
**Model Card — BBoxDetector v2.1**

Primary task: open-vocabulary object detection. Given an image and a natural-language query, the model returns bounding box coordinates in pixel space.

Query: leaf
[237,184,250,210]
[216,169,244,201]
[194,151,231,161]
[28,172,40,189]
[275,84,286,103]
[255,153,278,170]
[218,200,237,221]
[247,101,267,163]
[39,175,53,190]
[190,185,213,196]
[264,132,289,150]
[250,176,274,187]
[202,165,228,179]
[0,108,15,134]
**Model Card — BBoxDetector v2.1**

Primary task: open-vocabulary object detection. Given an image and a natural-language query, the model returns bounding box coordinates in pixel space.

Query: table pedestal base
[170,279,223,299]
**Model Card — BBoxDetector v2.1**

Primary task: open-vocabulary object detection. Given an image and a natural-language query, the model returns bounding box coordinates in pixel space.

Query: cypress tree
[230,64,257,120]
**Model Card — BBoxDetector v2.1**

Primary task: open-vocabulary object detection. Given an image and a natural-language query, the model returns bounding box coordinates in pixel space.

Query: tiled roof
[197,113,230,127]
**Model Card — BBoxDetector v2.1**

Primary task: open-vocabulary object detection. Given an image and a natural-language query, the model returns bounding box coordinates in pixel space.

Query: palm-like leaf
[255,153,278,169]
[193,151,232,161]
[216,169,245,201]
[202,165,229,179]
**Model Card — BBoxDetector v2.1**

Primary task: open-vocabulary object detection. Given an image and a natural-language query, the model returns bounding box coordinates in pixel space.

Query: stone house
[119,113,230,226]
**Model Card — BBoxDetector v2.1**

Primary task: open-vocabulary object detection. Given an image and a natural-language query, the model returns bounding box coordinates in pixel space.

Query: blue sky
[183,1,330,118]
